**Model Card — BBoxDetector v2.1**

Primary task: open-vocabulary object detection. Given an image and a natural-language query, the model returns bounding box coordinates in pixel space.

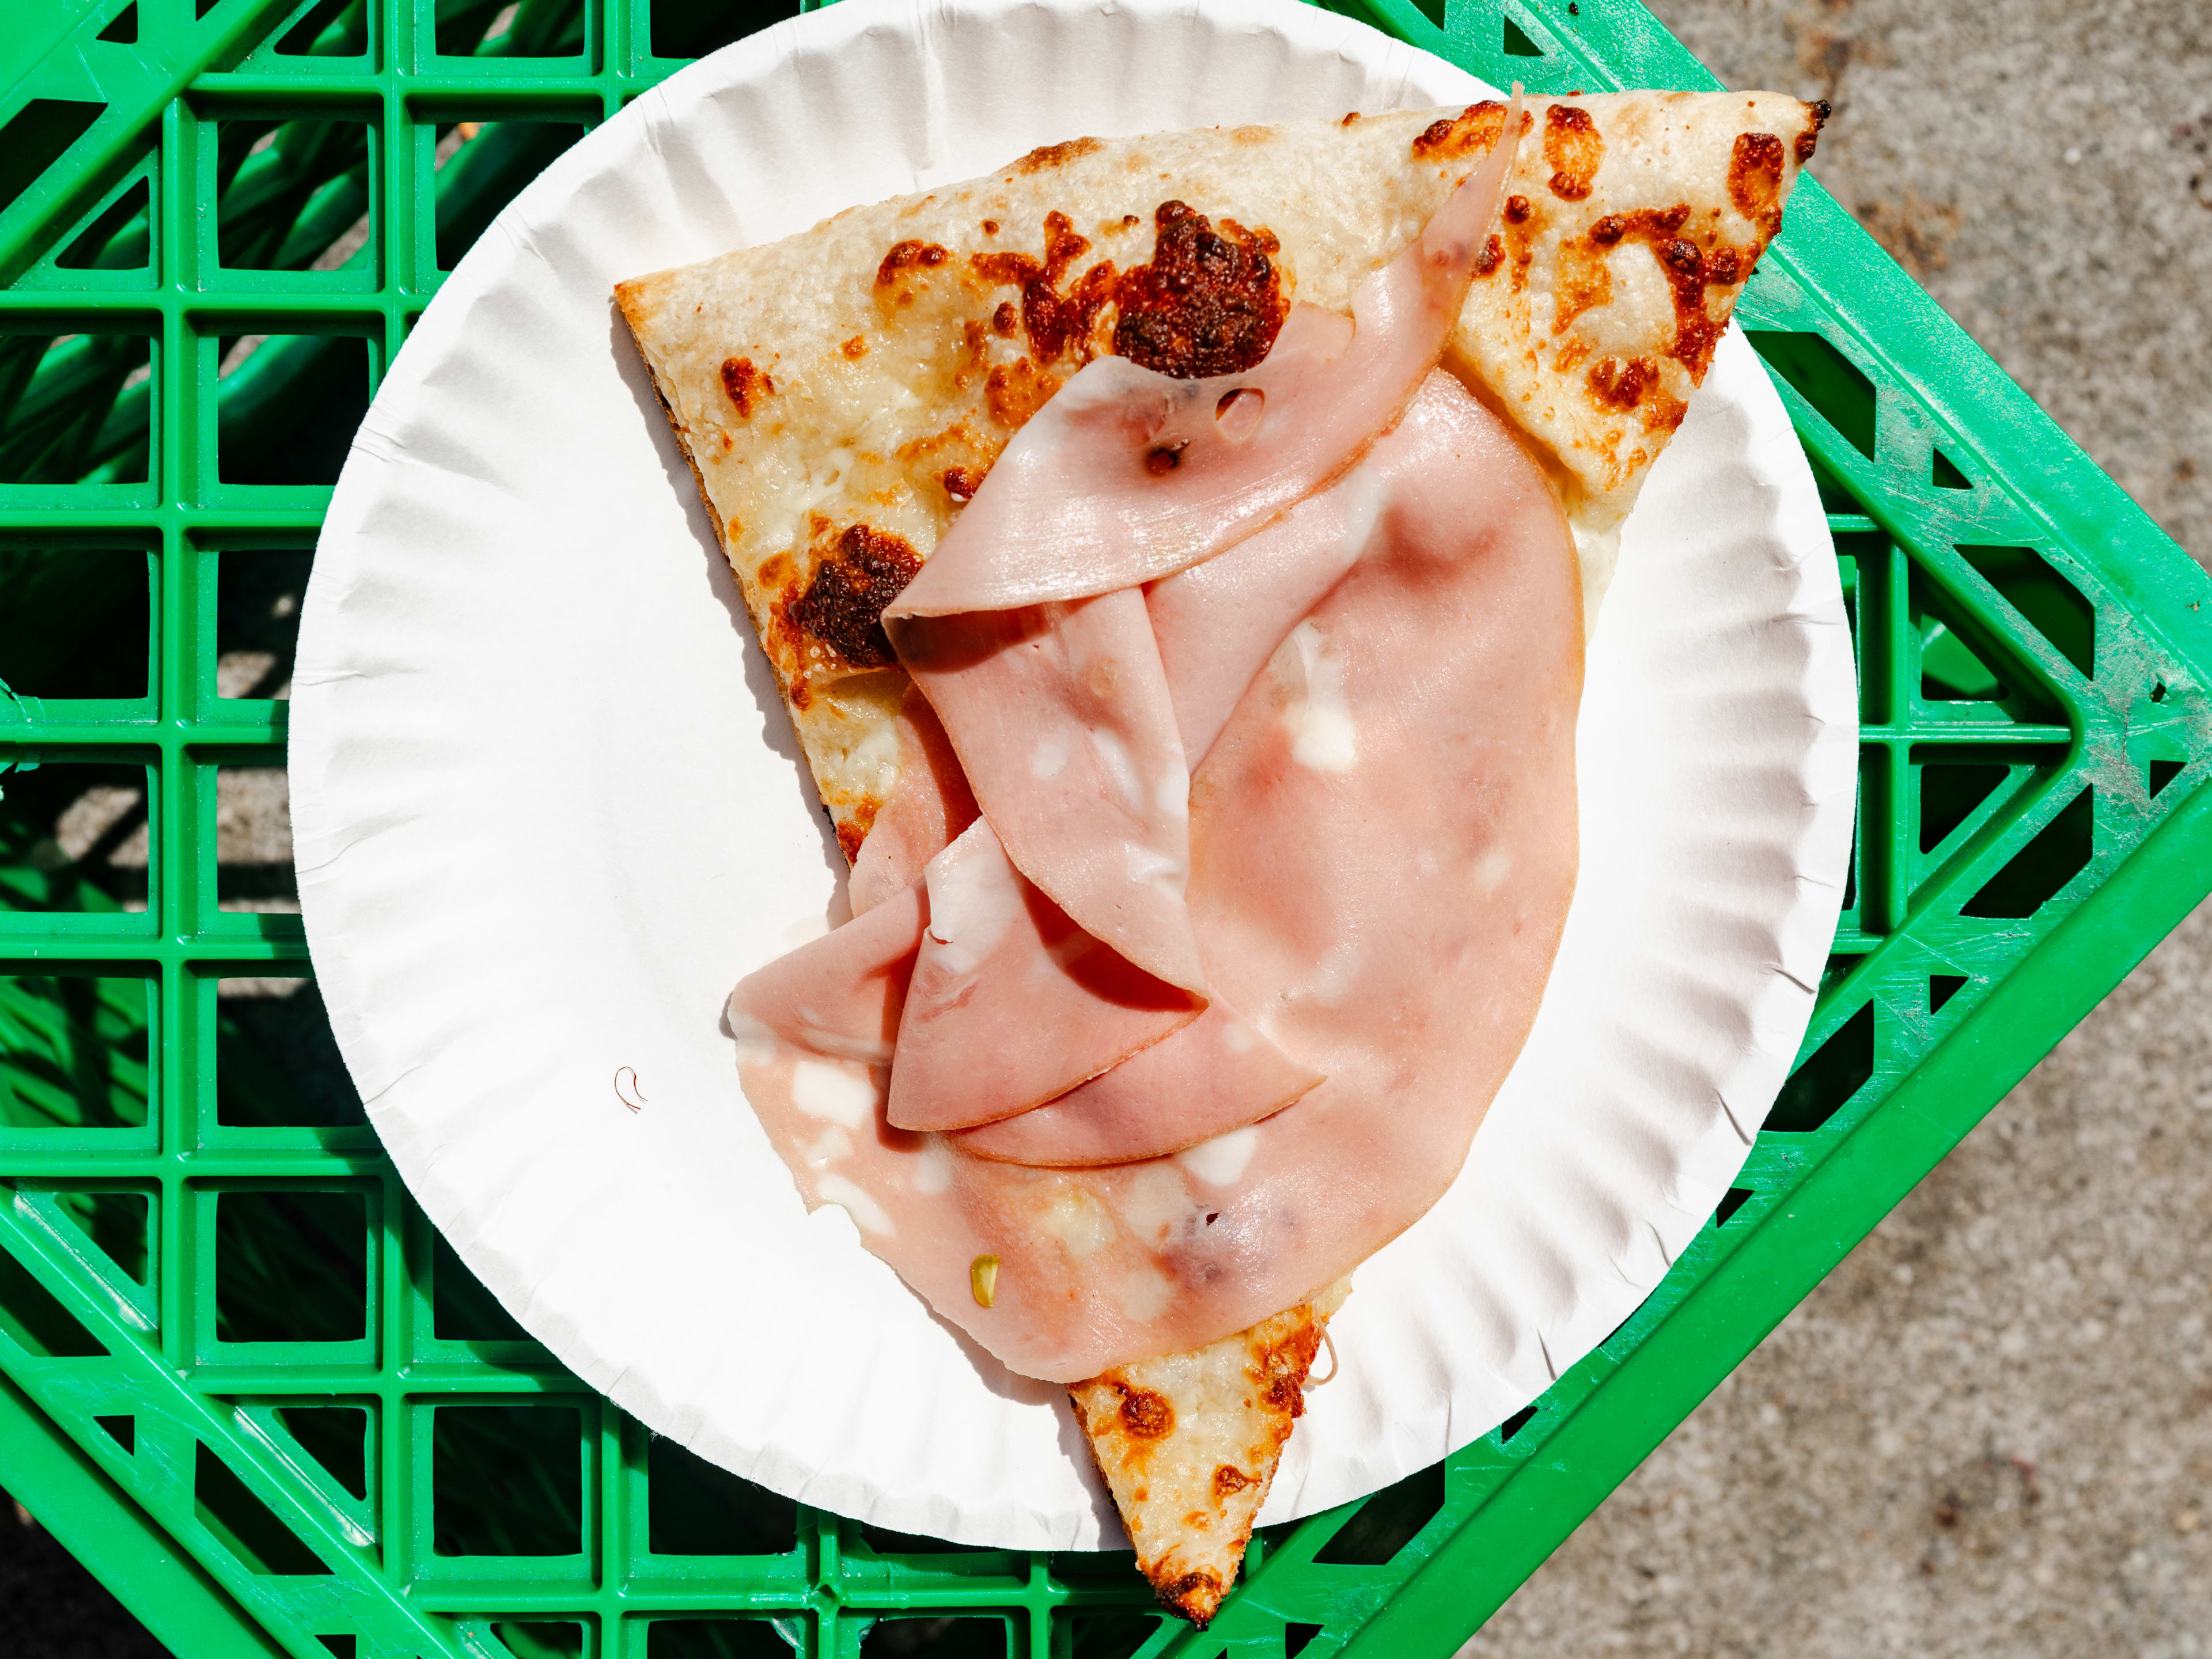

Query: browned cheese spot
[841,335,868,359]
[972,211,1119,364]
[1475,232,1505,278]
[1118,1385,1175,1440]
[756,552,794,590]
[1341,109,1362,127]
[875,238,951,308]
[1213,1464,1256,1499]
[719,356,773,417]
[1544,103,1604,202]
[1587,354,1688,431]
[782,524,921,670]
[1797,99,1832,165]
[986,358,1061,427]
[941,464,984,501]
[1158,1569,1228,1627]
[1412,99,1506,161]
[1728,131,1787,238]
[1588,204,1736,378]
[1183,1511,1213,1531]
[1112,201,1287,378]
[1014,136,1103,175]
[834,798,880,863]
[1552,237,1613,334]
[991,301,1020,336]
[981,218,1000,234]
[1122,213,1140,229]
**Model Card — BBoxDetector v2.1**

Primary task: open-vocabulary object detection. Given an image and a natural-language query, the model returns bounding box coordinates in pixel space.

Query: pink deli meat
[729,370,1582,1380]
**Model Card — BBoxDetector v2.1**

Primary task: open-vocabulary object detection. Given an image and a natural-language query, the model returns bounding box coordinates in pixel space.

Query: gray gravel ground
[1463,1,2212,1653]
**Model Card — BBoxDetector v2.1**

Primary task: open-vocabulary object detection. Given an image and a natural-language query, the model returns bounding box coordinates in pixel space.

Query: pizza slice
[619,88,1821,1623]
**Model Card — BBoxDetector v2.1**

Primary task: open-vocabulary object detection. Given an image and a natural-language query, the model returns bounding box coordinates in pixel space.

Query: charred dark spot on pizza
[1475,233,1504,278]
[991,301,1020,336]
[941,464,985,501]
[986,357,1061,427]
[1213,1463,1255,1499]
[1014,137,1103,175]
[1112,201,1287,378]
[972,211,1119,364]
[835,798,880,863]
[1121,213,1141,229]
[981,218,1001,234]
[719,356,774,416]
[1588,354,1658,411]
[1157,1569,1227,1627]
[1412,100,1506,161]
[841,335,868,359]
[1584,203,1735,378]
[1504,194,1532,224]
[1797,100,1831,165]
[1729,131,1787,236]
[782,524,921,669]
[876,239,950,285]
[1118,1386,1175,1440]
[1587,353,1687,431]
[1544,103,1604,201]
[875,240,952,308]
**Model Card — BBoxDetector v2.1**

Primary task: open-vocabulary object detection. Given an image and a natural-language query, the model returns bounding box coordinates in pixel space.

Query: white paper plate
[291,0,1857,1549]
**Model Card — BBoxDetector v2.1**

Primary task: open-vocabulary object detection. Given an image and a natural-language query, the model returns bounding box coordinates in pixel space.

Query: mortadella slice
[735,371,1582,1380]
[848,690,978,916]
[881,93,1526,619]
[949,1001,1321,1167]
[885,821,1199,1132]
[892,588,1203,992]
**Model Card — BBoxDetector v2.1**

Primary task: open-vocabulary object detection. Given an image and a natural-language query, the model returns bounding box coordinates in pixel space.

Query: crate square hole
[217,332,370,486]
[54,172,152,274]
[647,1620,797,1659]
[1,327,154,486]
[859,1618,1009,1658]
[494,1621,585,1659]
[275,0,368,57]
[0,546,151,699]
[436,0,587,56]
[217,762,298,914]
[216,547,312,698]
[214,1187,368,1343]
[215,118,372,274]
[1916,753,2012,855]
[0,971,151,1130]
[217,977,365,1128]
[433,119,587,272]
[432,1404,585,1556]
[278,1403,370,1500]
[1049,1612,1166,1659]
[0,101,104,222]
[1963,787,2094,921]
[650,0,803,60]
[647,1435,797,1556]
[2,759,154,915]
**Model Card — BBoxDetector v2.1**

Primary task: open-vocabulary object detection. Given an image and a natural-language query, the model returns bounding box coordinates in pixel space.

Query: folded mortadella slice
[885,822,1199,1132]
[847,690,978,916]
[736,371,1582,1380]
[949,1001,1321,1166]
[881,94,1526,619]
[892,588,1203,992]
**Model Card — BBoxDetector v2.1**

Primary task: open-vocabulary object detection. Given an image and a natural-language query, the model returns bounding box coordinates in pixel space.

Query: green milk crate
[2,0,2207,1654]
